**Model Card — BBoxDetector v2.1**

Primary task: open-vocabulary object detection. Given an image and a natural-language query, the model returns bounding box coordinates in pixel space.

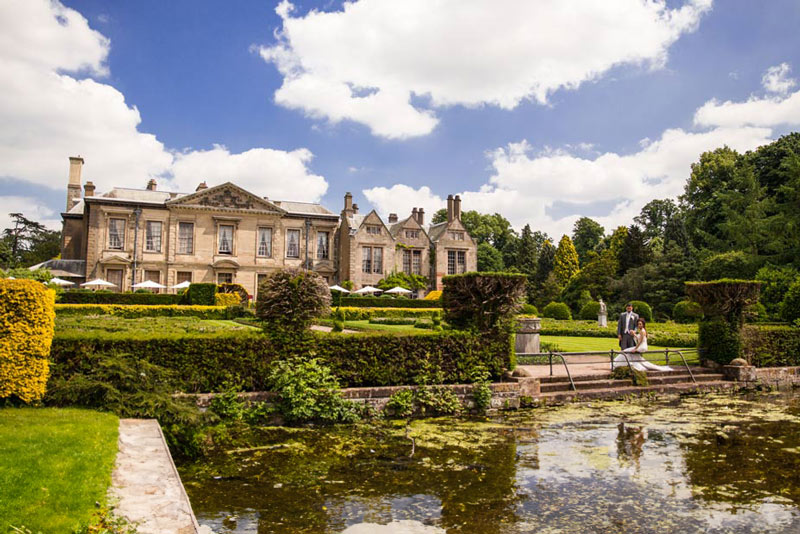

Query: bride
[612,318,672,372]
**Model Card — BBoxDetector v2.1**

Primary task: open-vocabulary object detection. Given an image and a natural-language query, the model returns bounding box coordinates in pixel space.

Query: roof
[427,221,448,241]
[29,259,86,277]
[102,187,185,203]
[272,200,337,218]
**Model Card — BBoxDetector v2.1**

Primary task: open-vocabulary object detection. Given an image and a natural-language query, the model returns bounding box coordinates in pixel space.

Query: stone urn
[515,317,541,354]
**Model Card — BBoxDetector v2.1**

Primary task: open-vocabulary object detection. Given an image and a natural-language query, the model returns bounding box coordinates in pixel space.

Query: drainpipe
[304,218,312,271]
[131,206,142,289]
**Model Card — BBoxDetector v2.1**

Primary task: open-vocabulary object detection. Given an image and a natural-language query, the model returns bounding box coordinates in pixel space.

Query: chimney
[454,195,461,220]
[388,213,398,223]
[196,181,208,191]
[66,156,84,210]
[146,178,157,191]
[84,181,95,197]
[446,194,454,222]
[411,208,418,223]
[343,192,354,217]
[352,203,359,214]
[417,207,425,226]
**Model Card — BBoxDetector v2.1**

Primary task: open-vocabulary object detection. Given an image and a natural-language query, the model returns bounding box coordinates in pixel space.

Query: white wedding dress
[612,330,672,372]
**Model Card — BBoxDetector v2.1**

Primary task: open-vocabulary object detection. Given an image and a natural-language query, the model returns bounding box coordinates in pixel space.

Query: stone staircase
[538,367,736,403]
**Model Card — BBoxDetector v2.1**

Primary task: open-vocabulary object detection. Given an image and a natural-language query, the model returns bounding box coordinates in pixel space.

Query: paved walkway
[110,419,205,534]
[519,355,615,379]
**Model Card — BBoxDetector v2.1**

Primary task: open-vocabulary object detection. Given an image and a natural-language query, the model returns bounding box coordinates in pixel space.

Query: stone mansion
[55,157,477,297]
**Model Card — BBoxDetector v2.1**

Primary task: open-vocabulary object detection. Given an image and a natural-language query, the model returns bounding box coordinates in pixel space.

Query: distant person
[613,318,672,372]
[617,303,638,350]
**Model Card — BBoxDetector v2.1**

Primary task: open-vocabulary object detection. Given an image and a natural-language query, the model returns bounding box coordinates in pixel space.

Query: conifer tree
[553,235,580,285]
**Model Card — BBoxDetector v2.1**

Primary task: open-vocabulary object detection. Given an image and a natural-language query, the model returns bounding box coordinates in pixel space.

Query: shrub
[187,283,217,305]
[385,389,414,418]
[629,300,653,322]
[542,301,572,320]
[742,324,800,367]
[214,293,241,307]
[424,290,442,301]
[686,280,762,324]
[331,307,439,321]
[340,296,440,308]
[579,301,601,320]
[59,291,181,305]
[672,300,704,323]
[218,283,249,304]
[780,279,800,324]
[442,272,526,331]
[376,271,428,291]
[756,264,799,318]
[0,280,56,403]
[256,268,331,332]
[700,251,759,280]
[698,317,741,365]
[521,303,539,316]
[745,301,768,323]
[576,290,593,314]
[369,317,418,325]
[55,304,228,319]
[610,366,649,386]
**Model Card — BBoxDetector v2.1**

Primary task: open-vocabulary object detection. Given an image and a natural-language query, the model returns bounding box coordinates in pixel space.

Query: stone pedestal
[515,317,541,354]
[598,313,607,327]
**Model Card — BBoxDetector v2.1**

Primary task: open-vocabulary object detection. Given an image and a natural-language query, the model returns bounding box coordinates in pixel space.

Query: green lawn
[539,335,699,364]
[0,408,119,532]
[55,315,255,337]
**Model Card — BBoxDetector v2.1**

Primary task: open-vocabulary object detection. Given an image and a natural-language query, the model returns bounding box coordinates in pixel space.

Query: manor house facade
[56,156,476,297]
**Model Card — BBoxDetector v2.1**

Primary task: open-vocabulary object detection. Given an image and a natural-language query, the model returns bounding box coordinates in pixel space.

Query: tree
[572,217,604,266]
[553,235,579,285]
[618,225,651,276]
[477,242,504,272]
[1,213,61,269]
[534,240,555,284]
[634,199,678,241]
[431,209,517,250]
[515,225,538,276]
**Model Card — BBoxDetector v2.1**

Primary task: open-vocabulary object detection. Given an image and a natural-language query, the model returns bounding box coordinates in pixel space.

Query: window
[447,250,456,275]
[145,221,162,252]
[218,225,234,254]
[447,250,466,274]
[257,227,272,257]
[106,268,123,292]
[362,247,372,273]
[362,246,384,274]
[373,247,383,274]
[178,222,194,254]
[366,225,381,235]
[217,272,233,284]
[412,249,422,275]
[402,250,412,274]
[405,230,419,239]
[286,229,300,258]
[448,231,465,241]
[176,271,192,285]
[457,250,466,273]
[144,270,161,292]
[316,231,329,259]
[108,218,125,249]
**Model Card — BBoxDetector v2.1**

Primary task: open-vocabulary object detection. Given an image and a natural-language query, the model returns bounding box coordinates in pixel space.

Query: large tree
[477,242,505,272]
[618,225,651,276]
[553,235,580,285]
[571,217,604,266]
[634,199,678,241]
[1,213,61,269]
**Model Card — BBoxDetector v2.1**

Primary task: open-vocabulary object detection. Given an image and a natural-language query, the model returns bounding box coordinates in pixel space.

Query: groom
[617,303,639,350]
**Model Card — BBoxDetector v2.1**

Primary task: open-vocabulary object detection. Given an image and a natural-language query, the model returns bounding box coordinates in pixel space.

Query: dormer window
[448,231,465,241]
[366,225,381,235]
[405,230,419,239]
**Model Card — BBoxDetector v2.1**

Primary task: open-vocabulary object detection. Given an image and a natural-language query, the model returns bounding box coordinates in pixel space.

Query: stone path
[110,419,205,534]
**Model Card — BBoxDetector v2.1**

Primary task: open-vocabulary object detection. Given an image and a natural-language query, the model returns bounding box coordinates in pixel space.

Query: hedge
[331,307,440,320]
[59,291,182,305]
[340,296,441,308]
[698,318,741,365]
[672,300,704,323]
[1,279,56,402]
[187,283,217,305]
[49,330,512,392]
[579,301,601,320]
[543,302,572,320]
[214,293,241,307]
[742,324,800,367]
[55,304,229,319]
[537,318,697,347]
[629,300,653,323]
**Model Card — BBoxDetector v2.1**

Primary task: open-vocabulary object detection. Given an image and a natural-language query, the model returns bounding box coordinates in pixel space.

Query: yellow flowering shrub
[0,279,55,402]
[214,292,241,307]
[423,290,443,301]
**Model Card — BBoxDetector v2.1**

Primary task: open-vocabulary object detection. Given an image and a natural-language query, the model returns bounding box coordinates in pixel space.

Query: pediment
[168,182,286,214]
[99,254,131,265]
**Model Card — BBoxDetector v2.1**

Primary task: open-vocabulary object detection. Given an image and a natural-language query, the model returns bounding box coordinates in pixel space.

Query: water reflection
[180,392,800,533]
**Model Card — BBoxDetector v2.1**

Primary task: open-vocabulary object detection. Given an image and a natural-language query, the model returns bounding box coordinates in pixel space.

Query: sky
[1,0,799,239]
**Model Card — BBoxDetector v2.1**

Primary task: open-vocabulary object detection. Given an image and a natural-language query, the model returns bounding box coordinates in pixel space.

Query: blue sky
[1,0,799,238]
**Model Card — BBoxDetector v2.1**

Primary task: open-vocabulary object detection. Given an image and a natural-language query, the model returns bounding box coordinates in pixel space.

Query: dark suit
[617,311,639,350]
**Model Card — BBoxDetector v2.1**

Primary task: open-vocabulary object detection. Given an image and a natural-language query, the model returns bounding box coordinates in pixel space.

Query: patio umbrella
[170,280,192,290]
[81,278,116,288]
[48,277,75,286]
[132,280,167,289]
[354,285,382,294]
[329,284,351,293]
[384,286,412,294]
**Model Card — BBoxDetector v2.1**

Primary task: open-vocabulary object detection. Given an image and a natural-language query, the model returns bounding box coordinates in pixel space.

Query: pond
[179,391,800,534]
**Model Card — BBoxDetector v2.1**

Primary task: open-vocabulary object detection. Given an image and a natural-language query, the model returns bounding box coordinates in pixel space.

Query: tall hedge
[442,272,526,332]
[59,291,181,305]
[187,283,217,305]
[55,304,229,319]
[1,280,56,402]
[742,324,800,367]
[340,296,441,308]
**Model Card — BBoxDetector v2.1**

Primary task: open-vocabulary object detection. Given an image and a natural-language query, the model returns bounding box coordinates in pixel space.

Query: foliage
[685,280,762,324]
[629,300,653,322]
[542,301,572,320]
[780,278,800,324]
[618,225,651,275]
[0,279,55,403]
[634,198,679,241]
[553,235,580,285]
[441,272,526,332]
[579,301,602,320]
[340,296,441,308]
[385,388,414,417]
[256,268,331,332]
[672,300,704,323]
[520,303,538,315]
[369,317,418,325]
[424,290,442,300]
[340,280,354,290]
[187,283,217,305]
[331,307,440,320]
[376,271,429,291]
[700,251,759,281]
[55,303,229,319]
[214,292,241,307]
[59,290,182,304]
[0,213,60,269]
[0,267,53,283]
[477,242,505,272]
[266,357,361,424]
[698,318,741,365]
[755,264,799,318]
[217,283,249,303]
[572,217,605,266]
[431,209,517,252]
[742,324,800,367]
[610,365,649,386]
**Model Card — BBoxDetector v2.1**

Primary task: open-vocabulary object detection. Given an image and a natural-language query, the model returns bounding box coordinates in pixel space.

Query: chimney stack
[417,207,425,226]
[411,208,418,223]
[388,213,398,223]
[454,195,461,220]
[196,181,208,191]
[343,192,354,217]
[352,203,359,214]
[84,181,95,198]
[446,194,454,222]
[146,178,157,191]
[66,156,84,210]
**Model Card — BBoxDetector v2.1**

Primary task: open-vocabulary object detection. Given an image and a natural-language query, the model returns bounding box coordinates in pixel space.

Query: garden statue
[598,298,608,327]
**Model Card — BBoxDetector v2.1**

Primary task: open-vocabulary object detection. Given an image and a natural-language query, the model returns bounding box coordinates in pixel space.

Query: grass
[539,335,700,365]
[55,315,256,338]
[0,408,119,532]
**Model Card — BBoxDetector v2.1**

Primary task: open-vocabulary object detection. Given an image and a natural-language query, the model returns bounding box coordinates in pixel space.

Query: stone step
[540,373,725,393]
[538,380,739,404]
[538,367,719,384]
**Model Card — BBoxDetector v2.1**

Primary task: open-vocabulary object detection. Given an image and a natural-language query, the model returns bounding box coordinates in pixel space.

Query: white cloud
[0,197,60,230]
[0,0,327,214]
[259,0,712,139]
[694,64,800,129]
[362,184,444,223]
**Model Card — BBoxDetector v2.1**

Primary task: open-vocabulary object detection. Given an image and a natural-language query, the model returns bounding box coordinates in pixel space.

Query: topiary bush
[218,283,249,304]
[520,303,539,316]
[542,301,572,320]
[579,301,601,320]
[672,300,704,323]
[780,278,800,324]
[686,280,761,325]
[256,268,331,332]
[0,279,56,403]
[698,317,741,365]
[187,283,217,306]
[442,272,526,332]
[629,300,653,322]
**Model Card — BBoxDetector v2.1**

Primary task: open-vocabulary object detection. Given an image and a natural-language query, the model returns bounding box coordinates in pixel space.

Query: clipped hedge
[55,304,229,319]
[698,318,741,365]
[672,300,704,323]
[187,283,217,305]
[332,307,440,320]
[59,291,181,305]
[742,324,800,367]
[629,300,653,323]
[579,301,601,320]
[341,296,441,308]
[542,302,572,320]
[1,279,56,402]
[214,293,241,307]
